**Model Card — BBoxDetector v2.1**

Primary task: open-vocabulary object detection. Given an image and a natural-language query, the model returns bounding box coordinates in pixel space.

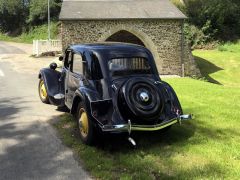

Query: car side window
[64,50,72,68]
[72,53,83,74]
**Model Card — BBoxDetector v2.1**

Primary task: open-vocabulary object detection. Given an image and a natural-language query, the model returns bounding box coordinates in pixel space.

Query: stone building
[59,0,200,76]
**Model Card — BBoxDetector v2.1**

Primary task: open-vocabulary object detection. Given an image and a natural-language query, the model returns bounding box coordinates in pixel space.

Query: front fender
[39,68,65,106]
[39,68,63,97]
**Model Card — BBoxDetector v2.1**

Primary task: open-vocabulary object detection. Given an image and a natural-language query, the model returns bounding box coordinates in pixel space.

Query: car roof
[69,42,151,56]
[69,42,159,78]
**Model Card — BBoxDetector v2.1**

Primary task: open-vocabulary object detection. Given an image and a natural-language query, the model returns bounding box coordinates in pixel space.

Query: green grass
[54,42,240,179]
[217,41,240,53]
[0,22,59,43]
[193,43,240,87]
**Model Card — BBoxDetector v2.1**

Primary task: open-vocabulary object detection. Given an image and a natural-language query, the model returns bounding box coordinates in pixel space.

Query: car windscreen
[108,57,151,76]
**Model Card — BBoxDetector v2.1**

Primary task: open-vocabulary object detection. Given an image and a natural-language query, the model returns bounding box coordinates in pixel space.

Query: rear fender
[39,68,64,106]
[160,81,183,115]
[70,87,100,115]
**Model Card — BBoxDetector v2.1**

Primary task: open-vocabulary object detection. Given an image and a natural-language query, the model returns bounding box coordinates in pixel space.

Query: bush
[0,22,60,43]
[184,22,218,49]
[184,0,240,41]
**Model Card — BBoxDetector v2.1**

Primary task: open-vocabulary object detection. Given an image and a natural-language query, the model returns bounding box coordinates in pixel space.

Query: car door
[65,51,84,108]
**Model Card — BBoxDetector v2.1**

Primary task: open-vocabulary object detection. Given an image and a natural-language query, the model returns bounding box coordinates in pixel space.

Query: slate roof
[59,0,187,20]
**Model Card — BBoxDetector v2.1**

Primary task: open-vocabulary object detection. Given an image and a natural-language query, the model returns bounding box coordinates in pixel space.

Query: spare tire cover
[119,77,163,120]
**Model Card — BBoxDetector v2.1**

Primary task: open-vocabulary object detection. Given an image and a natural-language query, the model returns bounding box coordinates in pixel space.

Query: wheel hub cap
[40,81,47,99]
[139,91,149,102]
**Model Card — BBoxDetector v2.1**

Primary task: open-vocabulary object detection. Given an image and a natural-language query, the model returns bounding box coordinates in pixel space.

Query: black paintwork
[39,42,183,129]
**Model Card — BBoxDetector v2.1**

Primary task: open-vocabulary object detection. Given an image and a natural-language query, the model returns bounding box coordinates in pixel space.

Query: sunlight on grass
[193,42,240,87]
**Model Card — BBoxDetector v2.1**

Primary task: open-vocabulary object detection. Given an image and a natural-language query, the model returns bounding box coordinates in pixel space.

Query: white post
[33,40,35,55]
[48,0,51,40]
[36,40,39,56]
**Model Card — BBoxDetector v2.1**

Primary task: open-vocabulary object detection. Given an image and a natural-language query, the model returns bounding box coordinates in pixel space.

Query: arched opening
[99,27,160,73]
[106,30,145,47]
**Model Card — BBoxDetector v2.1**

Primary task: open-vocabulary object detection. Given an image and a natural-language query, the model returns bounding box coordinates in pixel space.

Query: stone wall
[61,19,200,76]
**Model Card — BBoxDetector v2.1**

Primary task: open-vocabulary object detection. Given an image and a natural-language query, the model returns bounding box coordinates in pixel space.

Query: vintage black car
[38,43,191,145]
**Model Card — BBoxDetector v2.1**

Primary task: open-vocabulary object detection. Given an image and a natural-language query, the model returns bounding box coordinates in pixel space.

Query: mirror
[49,62,57,70]
[59,56,63,61]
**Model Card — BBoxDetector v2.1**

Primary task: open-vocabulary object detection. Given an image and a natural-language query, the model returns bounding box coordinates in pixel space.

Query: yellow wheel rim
[40,80,47,100]
[79,108,89,138]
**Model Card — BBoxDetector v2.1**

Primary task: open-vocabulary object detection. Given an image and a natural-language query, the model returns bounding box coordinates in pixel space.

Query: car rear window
[108,57,151,76]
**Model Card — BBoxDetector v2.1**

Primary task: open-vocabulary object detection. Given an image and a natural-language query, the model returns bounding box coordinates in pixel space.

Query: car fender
[70,87,100,115]
[38,68,62,97]
[38,68,65,107]
[160,81,183,114]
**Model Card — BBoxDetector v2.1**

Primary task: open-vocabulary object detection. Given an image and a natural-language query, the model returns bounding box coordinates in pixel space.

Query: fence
[33,40,62,56]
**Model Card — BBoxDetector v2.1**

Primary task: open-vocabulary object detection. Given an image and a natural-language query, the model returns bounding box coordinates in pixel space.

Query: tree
[0,0,61,33]
[28,0,61,25]
[185,0,240,40]
[0,0,29,33]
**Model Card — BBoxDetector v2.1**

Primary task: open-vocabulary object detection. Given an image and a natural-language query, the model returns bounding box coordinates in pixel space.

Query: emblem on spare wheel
[140,92,149,102]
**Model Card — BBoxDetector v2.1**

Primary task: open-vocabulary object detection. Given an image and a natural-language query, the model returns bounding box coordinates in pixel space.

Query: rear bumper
[101,114,192,133]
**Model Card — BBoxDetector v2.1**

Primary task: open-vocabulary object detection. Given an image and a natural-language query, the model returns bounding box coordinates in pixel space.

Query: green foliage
[171,0,240,46]
[184,0,240,40]
[0,22,59,43]
[184,21,218,49]
[170,0,186,13]
[0,0,61,34]
[28,0,61,25]
[0,0,29,33]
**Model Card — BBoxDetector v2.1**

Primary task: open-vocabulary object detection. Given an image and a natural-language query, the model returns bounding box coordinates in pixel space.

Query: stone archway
[105,30,145,47]
[99,27,160,64]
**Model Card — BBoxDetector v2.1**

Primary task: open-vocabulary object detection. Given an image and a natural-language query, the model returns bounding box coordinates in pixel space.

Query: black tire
[119,77,164,121]
[38,78,50,104]
[76,102,96,145]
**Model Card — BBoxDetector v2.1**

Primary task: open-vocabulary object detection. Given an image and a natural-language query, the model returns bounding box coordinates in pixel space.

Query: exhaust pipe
[128,137,136,147]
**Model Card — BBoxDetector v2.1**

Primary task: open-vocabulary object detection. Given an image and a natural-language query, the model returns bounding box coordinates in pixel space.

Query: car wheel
[38,79,50,104]
[76,102,96,145]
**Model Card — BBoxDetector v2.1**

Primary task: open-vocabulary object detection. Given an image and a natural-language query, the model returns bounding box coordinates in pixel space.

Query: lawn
[54,43,240,179]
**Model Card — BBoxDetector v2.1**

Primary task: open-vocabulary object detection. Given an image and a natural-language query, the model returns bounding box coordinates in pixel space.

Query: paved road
[0,42,91,180]
[0,41,26,54]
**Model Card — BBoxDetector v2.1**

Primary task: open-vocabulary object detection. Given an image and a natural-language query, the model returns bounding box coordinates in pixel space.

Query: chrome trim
[128,137,136,146]
[140,92,149,102]
[128,120,132,135]
[101,115,192,132]
[111,84,117,91]
[53,93,65,99]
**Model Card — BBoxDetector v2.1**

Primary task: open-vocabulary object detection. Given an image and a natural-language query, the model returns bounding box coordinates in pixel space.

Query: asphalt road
[0,42,91,180]
[0,41,26,54]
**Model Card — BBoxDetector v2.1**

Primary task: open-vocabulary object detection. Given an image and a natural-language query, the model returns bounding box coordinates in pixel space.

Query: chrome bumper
[101,114,192,133]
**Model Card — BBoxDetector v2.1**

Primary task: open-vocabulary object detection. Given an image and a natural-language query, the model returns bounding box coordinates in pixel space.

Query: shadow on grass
[63,114,196,153]
[194,56,223,85]
[54,113,235,179]
[60,112,240,153]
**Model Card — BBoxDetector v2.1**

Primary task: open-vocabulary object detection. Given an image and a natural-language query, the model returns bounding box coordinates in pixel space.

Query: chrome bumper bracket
[101,114,192,132]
